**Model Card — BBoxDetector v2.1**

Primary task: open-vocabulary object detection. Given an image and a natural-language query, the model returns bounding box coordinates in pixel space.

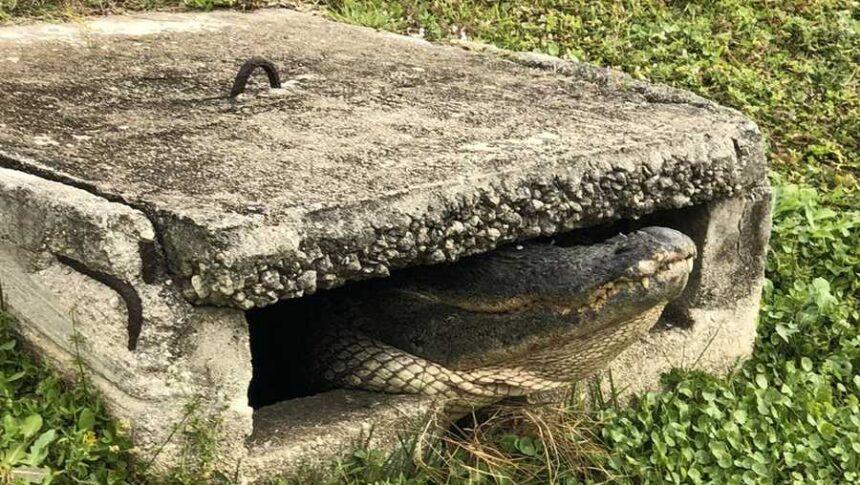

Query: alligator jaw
[476,251,694,388]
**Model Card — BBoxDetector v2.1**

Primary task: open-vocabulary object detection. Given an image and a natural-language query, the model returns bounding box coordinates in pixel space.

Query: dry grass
[348,395,617,485]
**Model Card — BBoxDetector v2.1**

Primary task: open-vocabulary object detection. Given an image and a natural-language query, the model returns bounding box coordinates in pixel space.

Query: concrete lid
[0,9,766,310]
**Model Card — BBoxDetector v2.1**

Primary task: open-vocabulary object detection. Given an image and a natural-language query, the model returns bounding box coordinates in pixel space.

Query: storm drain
[0,8,770,482]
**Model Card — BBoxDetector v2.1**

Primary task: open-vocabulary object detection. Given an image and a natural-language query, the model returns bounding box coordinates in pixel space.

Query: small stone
[523,226,542,237]
[539,221,557,234]
[190,275,209,299]
[342,254,362,272]
[672,194,691,206]
[427,249,446,263]
[296,270,317,293]
[447,221,465,236]
[397,232,416,251]
[415,228,430,245]
[498,208,522,226]
[214,274,234,294]
[314,255,333,272]
[321,273,338,283]
[236,296,255,310]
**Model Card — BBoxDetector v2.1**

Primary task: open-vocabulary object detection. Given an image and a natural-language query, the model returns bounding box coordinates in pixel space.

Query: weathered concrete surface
[0,9,765,310]
[0,167,154,281]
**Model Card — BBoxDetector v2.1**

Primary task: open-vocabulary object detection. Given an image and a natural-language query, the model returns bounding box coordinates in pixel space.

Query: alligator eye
[614,245,633,255]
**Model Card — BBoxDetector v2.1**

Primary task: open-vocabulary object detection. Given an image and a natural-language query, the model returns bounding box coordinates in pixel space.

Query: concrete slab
[0,9,764,310]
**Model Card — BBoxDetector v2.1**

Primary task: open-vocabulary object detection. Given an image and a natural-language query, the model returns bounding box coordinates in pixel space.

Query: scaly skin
[308,227,696,408]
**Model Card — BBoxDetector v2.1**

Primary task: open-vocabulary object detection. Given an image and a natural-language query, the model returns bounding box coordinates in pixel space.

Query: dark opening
[246,295,314,409]
[247,277,395,409]
[245,204,707,410]
[544,204,705,248]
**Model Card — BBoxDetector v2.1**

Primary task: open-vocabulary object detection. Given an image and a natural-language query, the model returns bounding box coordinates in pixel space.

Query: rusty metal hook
[230,57,282,97]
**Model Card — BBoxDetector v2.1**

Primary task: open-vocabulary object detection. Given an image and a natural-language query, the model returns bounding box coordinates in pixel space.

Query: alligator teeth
[641,277,650,289]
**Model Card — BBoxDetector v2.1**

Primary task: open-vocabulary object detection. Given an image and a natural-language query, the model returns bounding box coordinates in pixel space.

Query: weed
[0,312,133,483]
[162,399,230,484]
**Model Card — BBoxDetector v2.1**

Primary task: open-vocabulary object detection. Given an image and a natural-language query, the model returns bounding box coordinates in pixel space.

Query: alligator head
[328,226,697,392]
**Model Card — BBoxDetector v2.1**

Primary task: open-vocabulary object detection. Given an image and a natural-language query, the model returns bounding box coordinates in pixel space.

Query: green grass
[1,0,859,483]
[0,313,132,483]
[593,179,860,483]
[0,0,160,21]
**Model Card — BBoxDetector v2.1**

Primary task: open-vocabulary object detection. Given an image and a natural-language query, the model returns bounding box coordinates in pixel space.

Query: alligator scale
[281,227,696,407]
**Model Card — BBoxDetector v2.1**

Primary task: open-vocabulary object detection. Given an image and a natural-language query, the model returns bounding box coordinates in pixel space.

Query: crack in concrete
[138,240,162,284]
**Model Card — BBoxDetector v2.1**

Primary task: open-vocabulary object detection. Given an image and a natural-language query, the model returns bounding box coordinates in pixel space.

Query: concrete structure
[0,9,770,481]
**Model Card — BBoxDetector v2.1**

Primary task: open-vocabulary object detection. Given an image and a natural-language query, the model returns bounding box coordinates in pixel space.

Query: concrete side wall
[0,167,155,280]
[675,189,773,315]
[0,168,253,472]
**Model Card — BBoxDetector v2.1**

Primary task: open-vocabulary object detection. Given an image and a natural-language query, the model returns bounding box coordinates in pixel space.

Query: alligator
[276,226,696,409]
